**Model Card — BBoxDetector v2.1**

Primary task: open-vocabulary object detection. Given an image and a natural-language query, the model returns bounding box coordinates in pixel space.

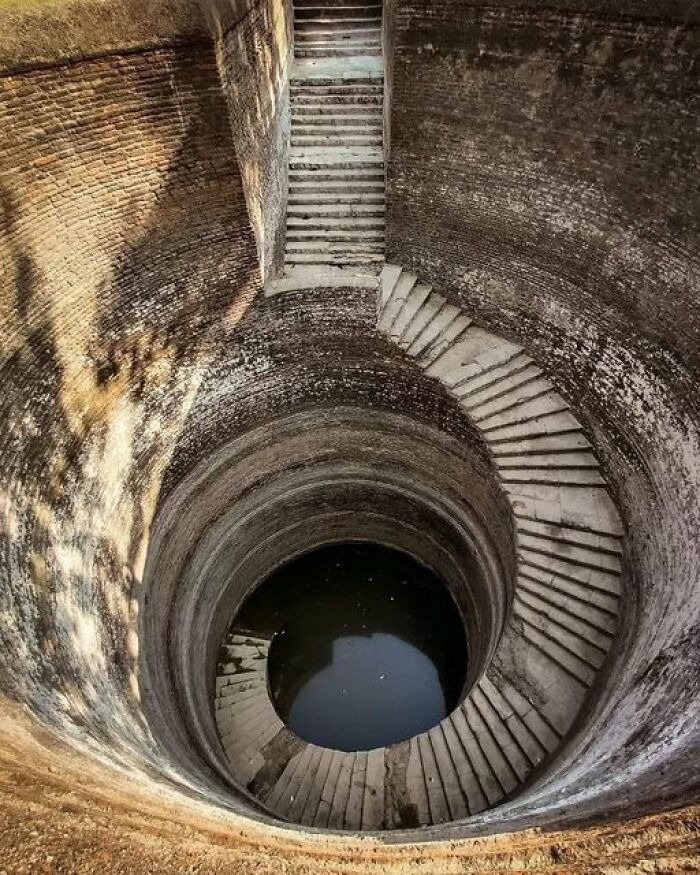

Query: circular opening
[226,542,469,751]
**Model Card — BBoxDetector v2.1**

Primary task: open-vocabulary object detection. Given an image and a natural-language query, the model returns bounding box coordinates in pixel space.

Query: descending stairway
[377,264,623,734]
[214,268,623,830]
[284,0,385,273]
[215,631,284,787]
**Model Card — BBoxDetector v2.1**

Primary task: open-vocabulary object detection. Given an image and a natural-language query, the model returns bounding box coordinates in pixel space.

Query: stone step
[286,252,385,265]
[290,175,383,188]
[292,106,382,120]
[215,680,266,709]
[295,6,382,19]
[270,746,319,818]
[300,748,336,827]
[505,481,624,540]
[288,202,384,217]
[475,387,565,430]
[467,377,557,421]
[295,0,381,7]
[515,517,622,555]
[327,752,356,829]
[427,726,469,821]
[295,32,381,46]
[219,701,275,750]
[478,677,548,770]
[378,262,403,312]
[418,733,451,824]
[216,687,265,713]
[344,751,368,830]
[518,564,619,615]
[458,363,544,410]
[514,602,602,681]
[387,282,433,342]
[496,451,599,470]
[286,229,384,242]
[471,686,531,782]
[407,303,461,359]
[289,149,384,170]
[491,431,592,457]
[500,467,606,487]
[507,486,624,537]
[296,45,382,58]
[288,746,328,823]
[405,737,431,825]
[291,121,382,134]
[438,340,523,389]
[294,33,380,44]
[517,531,622,574]
[215,666,265,687]
[378,270,418,333]
[450,706,504,805]
[291,111,382,125]
[418,312,474,370]
[217,652,267,672]
[296,15,382,28]
[216,680,268,713]
[395,292,444,350]
[292,83,382,96]
[290,165,384,179]
[265,748,306,811]
[449,351,534,397]
[507,631,589,738]
[291,133,383,146]
[220,704,280,754]
[227,630,271,645]
[518,573,616,635]
[287,252,385,265]
[480,408,582,442]
[289,191,384,205]
[287,213,384,227]
[463,698,519,796]
[292,94,383,109]
[291,73,383,88]
[440,716,489,815]
[516,585,614,651]
[312,749,344,828]
[286,238,384,251]
[518,542,621,593]
[215,668,263,693]
[495,678,561,754]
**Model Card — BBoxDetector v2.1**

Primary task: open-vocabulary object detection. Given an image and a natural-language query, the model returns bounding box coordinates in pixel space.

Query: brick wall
[205,0,294,280]
[386,0,699,370]
[0,37,259,738]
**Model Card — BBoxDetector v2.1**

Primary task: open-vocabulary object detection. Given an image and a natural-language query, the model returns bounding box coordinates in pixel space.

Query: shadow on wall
[0,42,259,777]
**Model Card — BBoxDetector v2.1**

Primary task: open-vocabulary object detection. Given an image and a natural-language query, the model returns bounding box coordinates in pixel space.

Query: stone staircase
[283,0,385,274]
[294,0,382,58]
[377,263,623,718]
[213,266,624,830]
[215,631,284,787]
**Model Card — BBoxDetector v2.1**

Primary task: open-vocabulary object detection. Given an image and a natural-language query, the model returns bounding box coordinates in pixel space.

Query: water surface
[233,543,468,751]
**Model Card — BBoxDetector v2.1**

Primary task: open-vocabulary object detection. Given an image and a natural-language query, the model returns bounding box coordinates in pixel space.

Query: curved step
[376,262,623,801]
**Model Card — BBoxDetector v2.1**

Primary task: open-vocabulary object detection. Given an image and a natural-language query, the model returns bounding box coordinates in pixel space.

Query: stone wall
[0,20,260,787]
[202,0,294,279]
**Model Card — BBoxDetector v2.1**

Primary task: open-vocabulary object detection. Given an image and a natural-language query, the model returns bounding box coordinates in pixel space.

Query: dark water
[232,543,468,751]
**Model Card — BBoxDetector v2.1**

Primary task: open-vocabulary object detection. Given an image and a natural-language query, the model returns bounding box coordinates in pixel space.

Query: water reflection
[233,543,468,751]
